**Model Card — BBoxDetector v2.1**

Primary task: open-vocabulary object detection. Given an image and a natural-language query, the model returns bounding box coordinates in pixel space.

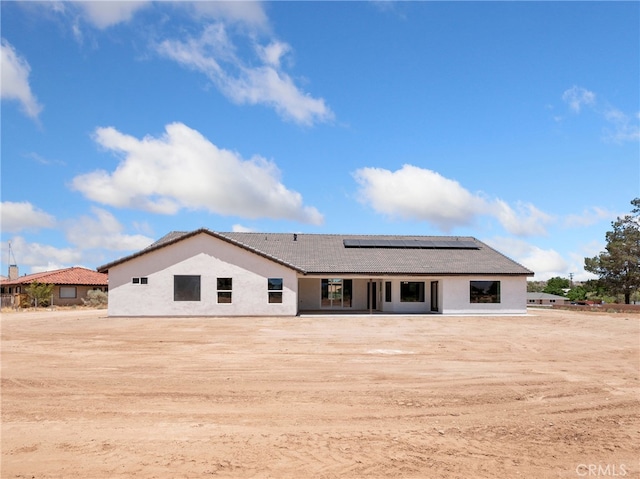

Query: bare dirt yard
[2,308,638,479]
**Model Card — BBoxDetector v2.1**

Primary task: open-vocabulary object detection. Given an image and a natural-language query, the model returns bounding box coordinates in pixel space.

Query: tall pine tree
[585,199,640,304]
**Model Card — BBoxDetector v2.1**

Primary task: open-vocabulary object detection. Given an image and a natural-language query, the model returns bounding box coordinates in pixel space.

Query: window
[268,278,283,303]
[385,281,392,302]
[321,279,352,308]
[140,277,148,285]
[174,275,200,301]
[132,277,140,284]
[217,277,232,303]
[470,281,500,303]
[400,282,425,302]
[60,286,77,299]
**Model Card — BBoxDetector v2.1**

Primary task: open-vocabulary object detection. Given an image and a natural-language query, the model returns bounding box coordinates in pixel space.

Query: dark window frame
[385,281,392,302]
[217,277,232,304]
[400,281,425,302]
[268,278,283,303]
[174,275,201,302]
[470,281,501,304]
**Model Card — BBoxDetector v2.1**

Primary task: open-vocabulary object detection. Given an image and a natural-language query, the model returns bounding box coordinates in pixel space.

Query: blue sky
[1,1,638,281]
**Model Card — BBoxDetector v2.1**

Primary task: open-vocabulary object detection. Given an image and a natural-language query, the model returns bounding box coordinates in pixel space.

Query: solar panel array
[343,239,479,249]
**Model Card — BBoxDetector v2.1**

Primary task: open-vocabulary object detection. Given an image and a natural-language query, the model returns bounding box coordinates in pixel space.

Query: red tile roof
[0,267,108,287]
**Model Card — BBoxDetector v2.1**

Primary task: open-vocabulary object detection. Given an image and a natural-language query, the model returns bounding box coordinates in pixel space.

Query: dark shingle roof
[527,292,568,300]
[98,229,533,276]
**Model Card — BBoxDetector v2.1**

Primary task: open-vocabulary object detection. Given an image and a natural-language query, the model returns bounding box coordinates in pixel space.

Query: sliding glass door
[321,279,352,308]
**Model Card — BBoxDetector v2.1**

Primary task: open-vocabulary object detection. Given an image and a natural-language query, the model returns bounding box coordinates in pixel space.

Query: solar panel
[343,239,478,249]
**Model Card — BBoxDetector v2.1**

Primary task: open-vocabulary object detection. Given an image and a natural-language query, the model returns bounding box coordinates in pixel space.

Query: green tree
[25,282,54,307]
[527,281,546,292]
[566,285,587,302]
[543,276,570,296]
[585,198,640,304]
[581,279,616,304]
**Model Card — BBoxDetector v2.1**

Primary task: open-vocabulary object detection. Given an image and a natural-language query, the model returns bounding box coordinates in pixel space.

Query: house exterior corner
[105,232,298,317]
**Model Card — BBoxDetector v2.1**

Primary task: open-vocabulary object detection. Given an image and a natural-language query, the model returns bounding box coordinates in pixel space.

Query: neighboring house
[527,292,570,306]
[0,267,108,308]
[97,229,534,317]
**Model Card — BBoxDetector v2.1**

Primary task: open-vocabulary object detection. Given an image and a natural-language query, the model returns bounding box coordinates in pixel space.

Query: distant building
[0,267,108,308]
[98,229,534,317]
[527,292,570,306]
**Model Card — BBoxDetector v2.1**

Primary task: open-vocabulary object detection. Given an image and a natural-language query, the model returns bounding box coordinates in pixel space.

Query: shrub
[25,282,54,308]
[82,289,108,308]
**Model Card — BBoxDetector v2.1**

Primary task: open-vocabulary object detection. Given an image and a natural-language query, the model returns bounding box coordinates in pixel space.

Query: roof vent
[293,234,298,241]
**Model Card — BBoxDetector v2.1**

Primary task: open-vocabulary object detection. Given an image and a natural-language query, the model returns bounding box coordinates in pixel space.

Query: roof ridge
[222,232,476,239]
[97,228,534,276]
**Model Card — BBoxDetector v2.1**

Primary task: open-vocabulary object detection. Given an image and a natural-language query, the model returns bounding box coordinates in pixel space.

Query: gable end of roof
[97,228,305,273]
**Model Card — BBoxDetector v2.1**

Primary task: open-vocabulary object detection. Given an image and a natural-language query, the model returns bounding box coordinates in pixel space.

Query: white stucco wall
[296,276,527,315]
[107,233,298,316]
[298,278,320,310]
[378,278,433,314]
[441,276,528,315]
[351,279,371,310]
[298,277,434,314]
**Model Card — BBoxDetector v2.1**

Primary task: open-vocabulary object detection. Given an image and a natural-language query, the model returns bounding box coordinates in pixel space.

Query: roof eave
[300,271,534,276]
[97,228,305,274]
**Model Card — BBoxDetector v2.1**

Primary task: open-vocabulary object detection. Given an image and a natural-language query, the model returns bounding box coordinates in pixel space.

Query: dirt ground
[1,308,638,479]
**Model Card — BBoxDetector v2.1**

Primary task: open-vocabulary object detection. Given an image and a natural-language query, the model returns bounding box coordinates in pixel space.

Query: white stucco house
[97,229,534,317]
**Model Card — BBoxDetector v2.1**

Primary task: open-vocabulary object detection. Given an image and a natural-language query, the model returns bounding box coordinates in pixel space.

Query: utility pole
[7,241,18,279]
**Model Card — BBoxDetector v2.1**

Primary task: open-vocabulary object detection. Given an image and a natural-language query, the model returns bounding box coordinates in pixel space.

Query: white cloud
[353,165,484,231]
[560,86,638,143]
[189,1,269,29]
[23,151,66,166]
[562,85,595,113]
[71,122,324,225]
[2,236,83,274]
[232,224,256,233]
[1,208,154,275]
[603,107,640,143]
[353,164,552,236]
[76,1,151,29]
[485,237,568,281]
[518,247,567,280]
[0,39,43,119]
[65,207,154,251]
[564,206,616,228]
[567,249,599,282]
[1,201,55,233]
[257,41,291,68]
[491,200,554,236]
[157,24,333,126]
[488,236,600,282]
